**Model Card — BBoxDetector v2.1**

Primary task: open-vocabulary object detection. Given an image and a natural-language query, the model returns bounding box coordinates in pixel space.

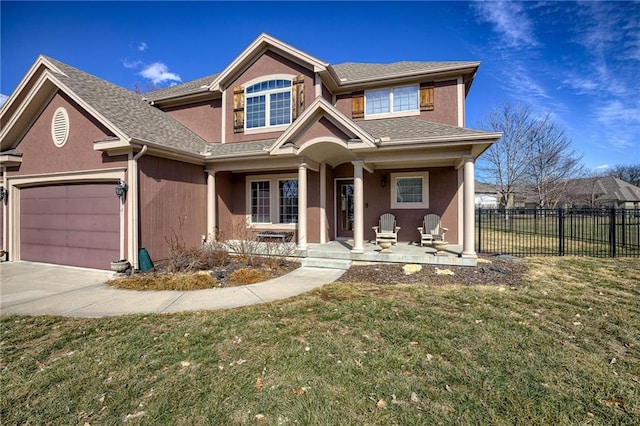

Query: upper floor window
[245,79,292,129]
[365,85,419,117]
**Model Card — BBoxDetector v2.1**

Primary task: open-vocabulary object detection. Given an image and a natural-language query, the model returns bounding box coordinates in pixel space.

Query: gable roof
[1,55,209,156]
[207,33,329,92]
[568,176,640,203]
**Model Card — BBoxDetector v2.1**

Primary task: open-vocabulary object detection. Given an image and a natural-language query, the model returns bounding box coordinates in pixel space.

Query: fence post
[558,207,565,256]
[609,208,617,257]
[477,207,482,254]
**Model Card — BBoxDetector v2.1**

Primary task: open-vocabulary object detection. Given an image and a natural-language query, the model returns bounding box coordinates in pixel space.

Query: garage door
[20,183,120,269]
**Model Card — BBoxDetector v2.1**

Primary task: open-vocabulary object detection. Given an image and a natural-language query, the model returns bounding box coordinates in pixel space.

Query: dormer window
[245,79,292,130]
[365,84,419,118]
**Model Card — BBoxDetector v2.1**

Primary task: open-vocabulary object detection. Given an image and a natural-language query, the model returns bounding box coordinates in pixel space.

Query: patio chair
[373,213,401,245]
[418,214,448,246]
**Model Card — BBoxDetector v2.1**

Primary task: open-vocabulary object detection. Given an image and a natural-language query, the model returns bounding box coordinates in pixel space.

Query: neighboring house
[0,34,501,270]
[562,176,640,209]
[475,181,499,208]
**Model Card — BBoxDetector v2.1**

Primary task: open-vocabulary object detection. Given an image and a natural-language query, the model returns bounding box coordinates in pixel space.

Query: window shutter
[233,86,244,133]
[292,75,305,121]
[352,91,364,119]
[419,83,434,111]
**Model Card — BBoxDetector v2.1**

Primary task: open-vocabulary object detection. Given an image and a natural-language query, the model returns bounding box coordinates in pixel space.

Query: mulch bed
[336,255,527,286]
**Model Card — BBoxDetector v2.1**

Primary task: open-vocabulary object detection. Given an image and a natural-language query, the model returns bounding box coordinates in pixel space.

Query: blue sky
[2,1,638,172]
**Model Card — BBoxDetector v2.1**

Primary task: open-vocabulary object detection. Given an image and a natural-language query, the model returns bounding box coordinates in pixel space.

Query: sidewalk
[0,262,345,318]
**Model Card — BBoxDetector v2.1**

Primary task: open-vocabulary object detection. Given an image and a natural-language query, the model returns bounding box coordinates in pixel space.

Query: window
[245,79,292,129]
[365,85,418,117]
[247,175,298,225]
[251,181,271,223]
[279,179,298,224]
[390,172,429,209]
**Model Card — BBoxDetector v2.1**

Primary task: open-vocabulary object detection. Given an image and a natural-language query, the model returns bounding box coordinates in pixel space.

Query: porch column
[297,161,308,249]
[206,170,216,241]
[319,162,326,244]
[462,156,476,258]
[351,160,364,253]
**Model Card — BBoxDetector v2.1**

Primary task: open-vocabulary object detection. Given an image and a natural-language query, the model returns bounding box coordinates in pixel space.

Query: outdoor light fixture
[0,187,7,202]
[380,175,387,188]
[115,180,128,203]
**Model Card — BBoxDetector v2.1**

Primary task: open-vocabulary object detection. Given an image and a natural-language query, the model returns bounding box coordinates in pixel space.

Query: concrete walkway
[0,262,345,318]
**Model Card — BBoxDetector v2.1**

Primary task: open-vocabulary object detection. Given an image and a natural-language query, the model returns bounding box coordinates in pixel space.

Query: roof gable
[270,97,377,155]
[208,33,328,92]
[1,55,209,156]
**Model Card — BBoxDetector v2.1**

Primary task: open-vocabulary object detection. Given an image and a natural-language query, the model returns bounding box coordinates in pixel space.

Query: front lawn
[1,257,638,424]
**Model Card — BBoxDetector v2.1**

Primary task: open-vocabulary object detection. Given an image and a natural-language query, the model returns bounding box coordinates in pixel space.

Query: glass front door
[336,180,354,238]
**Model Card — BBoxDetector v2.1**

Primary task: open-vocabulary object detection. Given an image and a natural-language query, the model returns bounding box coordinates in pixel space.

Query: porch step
[304,249,352,260]
[301,257,352,270]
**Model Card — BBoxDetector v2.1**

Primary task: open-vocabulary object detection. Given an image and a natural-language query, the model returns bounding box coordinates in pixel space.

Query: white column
[352,160,364,253]
[297,161,308,249]
[462,156,476,258]
[319,162,327,244]
[127,152,136,268]
[207,170,216,241]
[2,166,7,254]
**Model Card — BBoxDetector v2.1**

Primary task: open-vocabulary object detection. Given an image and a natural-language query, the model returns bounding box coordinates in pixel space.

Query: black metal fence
[476,208,640,257]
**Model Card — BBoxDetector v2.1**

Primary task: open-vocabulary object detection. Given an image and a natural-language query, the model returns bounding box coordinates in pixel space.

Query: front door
[336,179,354,239]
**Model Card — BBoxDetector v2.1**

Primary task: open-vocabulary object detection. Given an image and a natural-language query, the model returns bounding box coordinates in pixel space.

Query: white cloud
[138,42,148,52]
[122,58,143,69]
[596,164,610,170]
[0,93,8,108]
[473,1,538,49]
[139,62,181,85]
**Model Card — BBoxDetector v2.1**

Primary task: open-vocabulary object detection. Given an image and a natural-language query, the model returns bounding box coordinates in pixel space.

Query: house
[475,181,499,208]
[563,176,640,209]
[0,34,501,270]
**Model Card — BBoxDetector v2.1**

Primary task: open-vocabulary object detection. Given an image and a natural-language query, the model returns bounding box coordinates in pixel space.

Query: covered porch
[299,240,472,268]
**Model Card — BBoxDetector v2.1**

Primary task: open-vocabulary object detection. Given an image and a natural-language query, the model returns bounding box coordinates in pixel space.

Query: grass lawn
[1,257,639,425]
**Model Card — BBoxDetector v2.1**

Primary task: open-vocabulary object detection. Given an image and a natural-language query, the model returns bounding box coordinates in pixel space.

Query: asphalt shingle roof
[44,56,209,155]
[357,116,492,141]
[205,140,274,157]
[332,61,478,83]
[144,73,219,102]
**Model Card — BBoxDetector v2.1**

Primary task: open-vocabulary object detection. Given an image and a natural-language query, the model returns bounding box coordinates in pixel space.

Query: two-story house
[0,34,501,270]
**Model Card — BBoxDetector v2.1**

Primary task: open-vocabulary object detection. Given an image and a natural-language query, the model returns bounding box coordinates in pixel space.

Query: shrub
[229,268,272,285]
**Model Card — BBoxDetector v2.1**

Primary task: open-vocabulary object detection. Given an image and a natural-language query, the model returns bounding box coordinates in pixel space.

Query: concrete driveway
[0,261,344,318]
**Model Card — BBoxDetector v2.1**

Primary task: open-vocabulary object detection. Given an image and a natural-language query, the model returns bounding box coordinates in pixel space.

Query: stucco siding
[138,156,206,261]
[164,98,222,143]
[9,91,126,176]
[224,50,315,143]
[295,117,349,147]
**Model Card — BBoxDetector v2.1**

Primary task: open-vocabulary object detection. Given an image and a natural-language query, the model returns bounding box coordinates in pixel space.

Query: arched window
[245,79,292,129]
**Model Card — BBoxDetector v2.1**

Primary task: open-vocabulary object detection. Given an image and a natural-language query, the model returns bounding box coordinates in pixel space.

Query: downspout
[128,145,148,270]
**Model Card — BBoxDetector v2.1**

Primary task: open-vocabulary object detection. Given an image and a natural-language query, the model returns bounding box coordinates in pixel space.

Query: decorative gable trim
[208,33,328,92]
[270,97,376,155]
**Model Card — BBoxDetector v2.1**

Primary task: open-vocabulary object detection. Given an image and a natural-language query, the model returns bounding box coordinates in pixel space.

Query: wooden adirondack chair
[373,213,401,245]
[418,214,448,246]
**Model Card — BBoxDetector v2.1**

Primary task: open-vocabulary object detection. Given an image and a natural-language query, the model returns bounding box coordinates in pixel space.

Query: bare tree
[477,103,537,208]
[477,102,584,208]
[608,164,640,186]
[526,115,583,208]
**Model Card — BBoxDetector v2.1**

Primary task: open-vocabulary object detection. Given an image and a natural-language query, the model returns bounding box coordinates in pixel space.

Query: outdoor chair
[418,214,448,246]
[373,213,401,245]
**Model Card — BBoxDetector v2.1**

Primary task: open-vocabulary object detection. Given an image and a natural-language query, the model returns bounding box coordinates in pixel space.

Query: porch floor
[298,240,476,267]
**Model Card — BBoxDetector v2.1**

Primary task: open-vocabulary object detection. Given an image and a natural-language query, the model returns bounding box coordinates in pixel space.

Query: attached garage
[20,183,120,269]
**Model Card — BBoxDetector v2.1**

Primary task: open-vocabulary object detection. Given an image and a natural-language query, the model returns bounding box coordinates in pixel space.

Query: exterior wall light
[0,187,7,202]
[115,180,128,203]
[380,175,387,188]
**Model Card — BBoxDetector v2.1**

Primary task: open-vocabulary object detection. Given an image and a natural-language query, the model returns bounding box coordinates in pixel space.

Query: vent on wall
[51,107,70,147]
